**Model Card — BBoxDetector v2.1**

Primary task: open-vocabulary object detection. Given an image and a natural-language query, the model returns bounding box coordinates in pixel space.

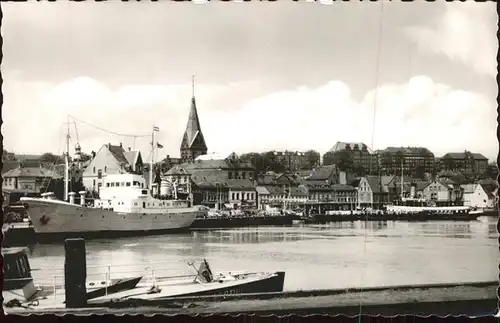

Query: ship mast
[400,156,404,201]
[150,125,159,193]
[64,116,70,202]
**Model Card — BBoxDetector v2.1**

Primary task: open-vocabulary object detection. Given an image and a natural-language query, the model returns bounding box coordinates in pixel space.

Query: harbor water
[25,216,498,292]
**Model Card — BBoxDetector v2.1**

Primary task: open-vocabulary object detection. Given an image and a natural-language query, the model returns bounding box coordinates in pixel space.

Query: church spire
[192,74,195,98]
[180,75,208,163]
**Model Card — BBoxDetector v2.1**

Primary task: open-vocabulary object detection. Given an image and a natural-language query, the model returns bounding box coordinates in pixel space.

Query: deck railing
[31,260,204,299]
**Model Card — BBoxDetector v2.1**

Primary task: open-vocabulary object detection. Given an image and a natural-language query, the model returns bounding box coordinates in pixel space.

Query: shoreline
[2,214,497,247]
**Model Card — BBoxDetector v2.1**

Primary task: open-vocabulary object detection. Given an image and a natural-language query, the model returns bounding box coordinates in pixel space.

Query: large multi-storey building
[377,147,435,175]
[440,151,488,175]
[271,150,313,171]
[328,142,378,173]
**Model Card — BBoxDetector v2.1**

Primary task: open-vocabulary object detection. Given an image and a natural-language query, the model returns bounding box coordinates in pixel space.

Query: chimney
[128,147,131,151]
[120,142,123,148]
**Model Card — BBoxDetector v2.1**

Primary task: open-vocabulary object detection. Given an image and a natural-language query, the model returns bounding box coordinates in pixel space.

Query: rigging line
[360,0,384,321]
[73,121,80,143]
[68,115,151,138]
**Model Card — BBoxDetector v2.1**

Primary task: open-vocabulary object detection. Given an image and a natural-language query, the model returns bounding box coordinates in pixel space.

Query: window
[106,183,110,187]
[110,183,115,187]
[93,179,96,187]
[126,182,131,187]
[104,166,107,173]
[93,167,96,174]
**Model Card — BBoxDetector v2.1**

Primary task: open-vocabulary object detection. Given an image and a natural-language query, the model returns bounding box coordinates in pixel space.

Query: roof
[123,151,140,166]
[107,144,129,165]
[442,152,488,160]
[165,164,191,176]
[307,165,337,181]
[2,166,63,179]
[461,184,480,194]
[260,185,308,197]
[181,97,207,150]
[256,186,270,195]
[329,142,373,154]
[480,183,497,199]
[296,169,313,178]
[331,184,356,191]
[3,188,39,194]
[413,180,431,192]
[181,157,254,171]
[2,160,20,174]
[303,180,333,192]
[365,176,386,193]
[189,170,255,190]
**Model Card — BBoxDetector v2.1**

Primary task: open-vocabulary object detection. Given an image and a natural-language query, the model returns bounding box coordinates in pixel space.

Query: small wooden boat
[88,259,286,305]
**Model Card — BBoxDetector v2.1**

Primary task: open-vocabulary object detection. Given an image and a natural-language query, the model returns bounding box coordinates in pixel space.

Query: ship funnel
[69,192,76,204]
[79,191,86,206]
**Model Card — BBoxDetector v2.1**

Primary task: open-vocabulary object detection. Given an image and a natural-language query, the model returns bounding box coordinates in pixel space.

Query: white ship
[20,123,206,239]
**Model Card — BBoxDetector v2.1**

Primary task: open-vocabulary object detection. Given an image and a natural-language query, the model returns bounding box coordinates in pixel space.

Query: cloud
[3,74,496,162]
[404,2,498,77]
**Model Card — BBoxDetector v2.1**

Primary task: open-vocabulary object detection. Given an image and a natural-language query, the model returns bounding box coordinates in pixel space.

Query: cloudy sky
[3,1,498,162]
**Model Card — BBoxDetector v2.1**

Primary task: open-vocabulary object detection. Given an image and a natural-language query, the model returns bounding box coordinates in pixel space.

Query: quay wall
[2,211,497,246]
[6,281,497,316]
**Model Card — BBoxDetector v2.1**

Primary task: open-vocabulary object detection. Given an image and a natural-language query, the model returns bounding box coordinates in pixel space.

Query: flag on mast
[157,142,164,149]
[153,126,160,132]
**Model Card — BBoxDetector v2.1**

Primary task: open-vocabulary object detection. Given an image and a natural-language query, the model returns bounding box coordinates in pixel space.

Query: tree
[322,151,336,166]
[440,155,455,171]
[334,150,354,171]
[303,150,320,169]
[484,163,499,180]
[40,153,61,164]
[412,165,426,180]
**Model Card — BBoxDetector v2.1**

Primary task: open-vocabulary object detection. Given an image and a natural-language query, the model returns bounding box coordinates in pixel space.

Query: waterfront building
[2,165,62,192]
[161,164,192,199]
[440,151,488,175]
[330,184,358,210]
[350,177,373,208]
[461,183,490,208]
[377,147,435,175]
[165,152,257,209]
[307,164,341,184]
[422,179,464,206]
[255,185,308,211]
[328,141,378,174]
[180,87,208,163]
[82,143,144,194]
[365,175,392,208]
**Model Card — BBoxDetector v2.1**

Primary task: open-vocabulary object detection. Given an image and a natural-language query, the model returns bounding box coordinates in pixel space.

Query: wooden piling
[64,238,87,308]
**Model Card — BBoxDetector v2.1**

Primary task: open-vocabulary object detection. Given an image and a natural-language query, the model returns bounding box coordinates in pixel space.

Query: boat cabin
[99,173,150,200]
[94,173,191,212]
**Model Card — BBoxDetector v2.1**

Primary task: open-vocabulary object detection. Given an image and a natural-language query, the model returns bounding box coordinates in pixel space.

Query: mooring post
[64,238,87,308]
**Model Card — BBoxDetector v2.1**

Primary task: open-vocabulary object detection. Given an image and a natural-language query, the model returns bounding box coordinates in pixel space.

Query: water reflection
[25,217,499,292]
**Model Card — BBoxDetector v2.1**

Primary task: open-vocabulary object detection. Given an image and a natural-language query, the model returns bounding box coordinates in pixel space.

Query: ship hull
[21,198,201,235]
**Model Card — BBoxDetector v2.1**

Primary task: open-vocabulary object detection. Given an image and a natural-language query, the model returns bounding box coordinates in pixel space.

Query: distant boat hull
[20,197,202,236]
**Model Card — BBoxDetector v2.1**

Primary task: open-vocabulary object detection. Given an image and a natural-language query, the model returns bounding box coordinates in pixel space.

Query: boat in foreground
[88,259,285,305]
[3,248,285,312]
